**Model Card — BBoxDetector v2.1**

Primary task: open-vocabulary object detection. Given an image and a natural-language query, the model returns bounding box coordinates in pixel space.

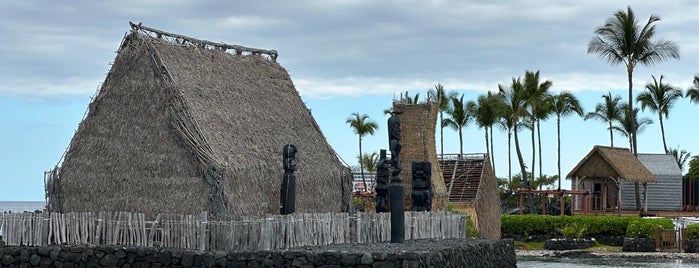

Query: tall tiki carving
[280,144,297,214]
[388,111,405,243]
[411,161,431,211]
[375,149,390,212]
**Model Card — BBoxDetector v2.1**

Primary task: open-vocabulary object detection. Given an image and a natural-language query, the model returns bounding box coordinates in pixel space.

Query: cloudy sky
[2,0,699,201]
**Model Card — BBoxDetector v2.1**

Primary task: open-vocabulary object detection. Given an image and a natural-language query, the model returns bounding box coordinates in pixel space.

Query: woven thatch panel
[58,37,209,215]
[472,157,501,239]
[393,102,447,210]
[567,146,655,183]
[150,37,348,216]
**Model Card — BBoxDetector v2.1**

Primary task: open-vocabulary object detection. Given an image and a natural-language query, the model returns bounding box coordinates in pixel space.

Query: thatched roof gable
[53,23,352,217]
[566,145,655,183]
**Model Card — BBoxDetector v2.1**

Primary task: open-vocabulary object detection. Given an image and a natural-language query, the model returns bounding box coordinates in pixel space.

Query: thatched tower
[48,23,353,217]
[393,102,448,211]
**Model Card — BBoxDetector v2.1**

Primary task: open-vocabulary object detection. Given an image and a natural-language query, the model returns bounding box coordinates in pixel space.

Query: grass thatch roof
[566,145,655,183]
[53,23,352,217]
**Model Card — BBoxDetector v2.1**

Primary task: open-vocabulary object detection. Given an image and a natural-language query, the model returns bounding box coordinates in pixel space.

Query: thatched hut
[46,23,353,217]
[439,154,500,239]
[567,146,656,213]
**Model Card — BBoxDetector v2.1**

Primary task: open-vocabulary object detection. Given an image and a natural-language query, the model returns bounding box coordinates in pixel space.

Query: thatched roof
[53,23,352,217]
[566,145,655,183]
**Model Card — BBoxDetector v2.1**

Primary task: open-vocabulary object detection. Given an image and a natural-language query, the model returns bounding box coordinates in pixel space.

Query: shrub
[625,218,674,238]
[557,222,589,239]
[686,223,699,240]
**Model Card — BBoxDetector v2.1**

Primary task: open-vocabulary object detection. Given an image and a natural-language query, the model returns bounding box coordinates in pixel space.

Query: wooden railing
[0,211,465,251]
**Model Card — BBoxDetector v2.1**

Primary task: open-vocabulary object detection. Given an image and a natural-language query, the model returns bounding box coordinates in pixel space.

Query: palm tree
[551,91,584,191]
[346,113,378,191]
[498,77,534,213]
[611,104,653,150]
[524,70,552,182]
[588,6,679,158]
[443,94,471,157]
[359,152,379,190]
[497,102,516,182]
[428,84,458,157]
[467,92,502,171]
[637,75,683,153]
[669,146,691,173]
[687,75,699,103]
[584,93,624,146]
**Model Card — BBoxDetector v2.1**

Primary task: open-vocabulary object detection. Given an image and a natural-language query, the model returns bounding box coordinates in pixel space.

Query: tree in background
[611,104,653,150]
[346,113,378,191]
[523,70,553,183]
[687,156,699,178]
[551,91,584,190]
[687,75,699,103]
[637,75,683,153]
[585,93,624,147]
[428,83,458,156]
[669,146,691,173]
[443,94,471,157]
[499,77,534,213]
[588,5,679,159]
[358,152,379,190]
[467,91,503,172]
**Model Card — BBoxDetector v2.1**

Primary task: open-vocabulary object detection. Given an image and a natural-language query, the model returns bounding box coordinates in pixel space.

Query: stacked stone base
[0,239,516,268]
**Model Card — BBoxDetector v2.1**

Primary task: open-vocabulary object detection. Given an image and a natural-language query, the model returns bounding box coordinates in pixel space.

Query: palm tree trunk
[557,116,562,191]
[514,124,534,213]
[440,112,444,157]
[458,128,463,158]
[628,65,641,211]
[537,119,543,184]
[531,115,536,188]
[490,126,496,174]
[508,129,512,182]
[484,128,490,162]
[609,121,614,147]
[359,136,367,192]
[659,115,668,153]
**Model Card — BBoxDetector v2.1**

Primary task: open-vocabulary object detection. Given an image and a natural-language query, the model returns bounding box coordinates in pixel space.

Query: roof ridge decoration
[129,22,278,62]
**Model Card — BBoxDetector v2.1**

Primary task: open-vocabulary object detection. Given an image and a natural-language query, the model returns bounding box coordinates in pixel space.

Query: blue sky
[2,1,699,201]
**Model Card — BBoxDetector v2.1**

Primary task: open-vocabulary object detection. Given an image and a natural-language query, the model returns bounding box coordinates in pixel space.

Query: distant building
[351,167,374,192]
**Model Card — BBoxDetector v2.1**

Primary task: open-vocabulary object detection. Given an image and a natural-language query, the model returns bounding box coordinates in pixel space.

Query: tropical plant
[443,94,471,157]
[588,5,679,158]
[584,93,624,147]
[637,75,683,153]
[558,222,589,240]
[358,152,379,189]
[687,156,699,178]
[498,77,534,213]
[551,91,584,190]
[687,75,699,103]
[669,146,691,173]
[467,91,503,171]
[611,104,653,150]
[346,113,378,191]
[524,70,553,182]
[428,83,458,156]
[496,105,515,182]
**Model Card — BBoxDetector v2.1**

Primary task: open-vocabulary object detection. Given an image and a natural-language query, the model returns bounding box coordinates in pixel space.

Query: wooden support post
[559,194,564,216]
[199,211,207,251]
[519,192,524,215]
[540,193,546,215]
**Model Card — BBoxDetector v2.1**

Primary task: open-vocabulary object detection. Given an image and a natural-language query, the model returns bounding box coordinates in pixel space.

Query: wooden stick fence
[0,211,465,251]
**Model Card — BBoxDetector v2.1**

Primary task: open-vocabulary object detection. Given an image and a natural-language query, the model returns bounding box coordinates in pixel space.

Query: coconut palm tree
[346,113,378,191]
[611,104,653,150]
[523,70,553,182]
[359,152,379,190]
[443,94,471,157]
[588,6,679,158]
[551,91,584,190]
[498,77,535,213]
[687,75,699,103]
[428,84,458,157]
[669,146,691,173]
[497,102,516,182]
[584,93,624,147]
[467,92,503,171]
[637,75,683,153]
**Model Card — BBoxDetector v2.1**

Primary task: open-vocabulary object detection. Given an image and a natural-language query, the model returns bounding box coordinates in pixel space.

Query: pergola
[516,189,590,215]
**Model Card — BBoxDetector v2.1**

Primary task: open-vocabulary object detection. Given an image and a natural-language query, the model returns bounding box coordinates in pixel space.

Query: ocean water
[518,257,699,267]
[0,201,45,212]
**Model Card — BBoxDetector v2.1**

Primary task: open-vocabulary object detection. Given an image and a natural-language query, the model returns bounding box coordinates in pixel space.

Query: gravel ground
[517,249,699,260]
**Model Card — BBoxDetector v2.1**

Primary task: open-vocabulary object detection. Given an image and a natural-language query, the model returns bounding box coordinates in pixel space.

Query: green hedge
[686,223,699,240]
[502,215,673,238]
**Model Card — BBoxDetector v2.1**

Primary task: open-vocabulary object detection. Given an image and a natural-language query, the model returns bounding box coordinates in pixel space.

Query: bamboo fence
[0,211,465,251]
